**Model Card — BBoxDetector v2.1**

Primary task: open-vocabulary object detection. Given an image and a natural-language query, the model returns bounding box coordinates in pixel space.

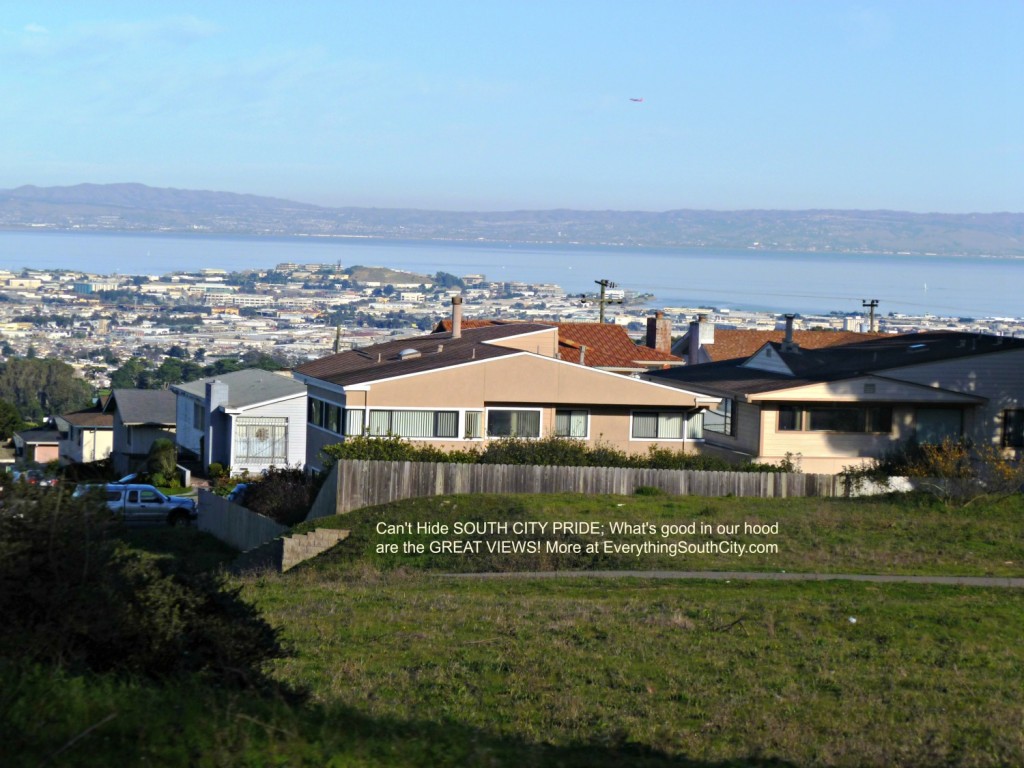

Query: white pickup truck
[73,483,198,526]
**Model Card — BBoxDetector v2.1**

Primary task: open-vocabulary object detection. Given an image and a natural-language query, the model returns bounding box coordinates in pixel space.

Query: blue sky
[2,1,1021,212]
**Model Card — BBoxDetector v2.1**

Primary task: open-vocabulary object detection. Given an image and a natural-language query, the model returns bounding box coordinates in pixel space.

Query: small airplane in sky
[629,97,644,102]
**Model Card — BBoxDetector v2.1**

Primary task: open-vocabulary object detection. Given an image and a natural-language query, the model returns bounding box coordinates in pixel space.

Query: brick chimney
[646,311,672,355]
[451,295,463,339]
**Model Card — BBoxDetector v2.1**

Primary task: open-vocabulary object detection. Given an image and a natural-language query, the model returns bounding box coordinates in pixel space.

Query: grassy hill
[6,493,1024,767]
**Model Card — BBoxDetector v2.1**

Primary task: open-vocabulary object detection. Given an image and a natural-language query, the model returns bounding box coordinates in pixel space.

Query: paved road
[444,570,1024,588]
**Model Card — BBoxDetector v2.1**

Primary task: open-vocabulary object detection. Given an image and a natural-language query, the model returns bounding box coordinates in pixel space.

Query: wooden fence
[306,460,855,521]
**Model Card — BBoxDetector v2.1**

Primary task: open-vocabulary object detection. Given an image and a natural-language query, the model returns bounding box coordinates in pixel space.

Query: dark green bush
[0,485,286,687]
[243,466,323,526]
[146,437,177,480]
[321,435,789,472]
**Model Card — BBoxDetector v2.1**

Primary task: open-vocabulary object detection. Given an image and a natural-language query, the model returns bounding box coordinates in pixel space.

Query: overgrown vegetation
[843,437,1024,507]
[5,491,1024,766]
[231,466,324,526]
[321,434,789,472]
[0,484,286,688]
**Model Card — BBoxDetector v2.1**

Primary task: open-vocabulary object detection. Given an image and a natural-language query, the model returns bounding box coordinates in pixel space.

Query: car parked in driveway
[73,483,198,526]
[11,469,59,487]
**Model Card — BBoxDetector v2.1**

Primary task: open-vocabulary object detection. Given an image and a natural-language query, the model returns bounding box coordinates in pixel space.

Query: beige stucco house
[646,327,1024,474]
[293,319,718,472]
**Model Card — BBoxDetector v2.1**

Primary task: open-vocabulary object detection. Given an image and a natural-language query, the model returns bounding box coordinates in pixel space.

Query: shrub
[848,437,1024,507]
[146,438,177,480]
[207,462,229,480]
[321,435,799,472]
[0,485,286,687]
[243,466,323,526]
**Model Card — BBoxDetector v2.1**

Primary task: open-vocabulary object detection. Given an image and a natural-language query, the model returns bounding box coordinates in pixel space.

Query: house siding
[175,394,205,457]
[302,354,710,471]
[883,347,1024,452]
[111,413,175,476]
[229,396,307,473]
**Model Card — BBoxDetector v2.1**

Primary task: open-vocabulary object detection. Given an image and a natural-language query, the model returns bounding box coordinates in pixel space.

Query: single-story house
[103,389,177,476]
[646,321,1024,473]
[54,406,114,465]
[13,426,61,465]
[294,304,717,472]
[171,368,307,475]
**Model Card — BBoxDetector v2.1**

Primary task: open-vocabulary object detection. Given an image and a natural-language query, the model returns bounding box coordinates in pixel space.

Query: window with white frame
[368,409,459,439]
[554,409,589,438]
[631,410,702,440]
[235,417,287,463]
[464,411,482,439]
[343,408,364,436]
[487,408,541,438]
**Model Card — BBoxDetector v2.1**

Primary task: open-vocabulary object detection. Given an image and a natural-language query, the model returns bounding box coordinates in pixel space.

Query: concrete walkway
[444,570,1024,588]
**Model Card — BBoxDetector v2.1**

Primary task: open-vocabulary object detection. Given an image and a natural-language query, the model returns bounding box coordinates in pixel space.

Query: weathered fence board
[305,460,854,521]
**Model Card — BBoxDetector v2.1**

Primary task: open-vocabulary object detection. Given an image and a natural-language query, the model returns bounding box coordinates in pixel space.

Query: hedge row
[321,435,789,473]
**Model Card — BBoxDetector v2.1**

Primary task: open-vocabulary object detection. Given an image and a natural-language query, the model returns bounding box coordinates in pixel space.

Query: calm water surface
[0,231,1020,319]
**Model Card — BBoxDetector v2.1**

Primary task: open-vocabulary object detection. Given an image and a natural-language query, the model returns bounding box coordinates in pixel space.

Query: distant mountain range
[1,183,1022,257]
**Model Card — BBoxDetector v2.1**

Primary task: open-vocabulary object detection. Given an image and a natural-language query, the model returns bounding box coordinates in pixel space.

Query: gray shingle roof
[172,369,306,409]
[108,389,177,426]
[648,331,1024,397]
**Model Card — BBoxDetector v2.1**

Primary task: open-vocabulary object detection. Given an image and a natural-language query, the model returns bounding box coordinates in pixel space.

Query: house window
[1002,410,1024,448]
[308,398,324,428]
[487,409,541,438]
[464,411,482,439]
[777,404,892,433]
[916,408,963,444]
[193,401,205,431]
[703,399,734,436]
[632,411,702,440]
[235,417,287,463]
[368,410,459,439]
[554,409,588,439]
[325,403,341,433]
[343,409,364,436]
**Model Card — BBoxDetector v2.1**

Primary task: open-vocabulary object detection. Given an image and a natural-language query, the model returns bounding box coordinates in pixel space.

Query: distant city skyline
[2,1,1022,214]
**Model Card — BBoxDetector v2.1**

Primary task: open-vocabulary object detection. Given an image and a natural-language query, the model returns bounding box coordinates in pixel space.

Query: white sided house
[172,369,308,475]
[293,313,718,473]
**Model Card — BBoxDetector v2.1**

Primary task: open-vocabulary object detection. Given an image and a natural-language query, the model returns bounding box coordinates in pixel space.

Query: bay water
[0,230,1020,319]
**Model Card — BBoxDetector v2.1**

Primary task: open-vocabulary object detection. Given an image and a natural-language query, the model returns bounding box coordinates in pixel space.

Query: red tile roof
[434,319,680,370]
[702,330,888,362]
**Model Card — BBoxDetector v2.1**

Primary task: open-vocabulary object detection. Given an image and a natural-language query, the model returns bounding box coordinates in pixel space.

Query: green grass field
[6,493,1024,767]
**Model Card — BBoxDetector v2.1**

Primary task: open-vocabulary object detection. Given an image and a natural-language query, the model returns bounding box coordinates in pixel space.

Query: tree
[0,357,94,422]
[0,400,25,440]
[109,357,151,389]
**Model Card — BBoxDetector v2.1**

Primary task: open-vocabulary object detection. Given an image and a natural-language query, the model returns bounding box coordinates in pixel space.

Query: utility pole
[862,299,879,333]
[588,278,623,323]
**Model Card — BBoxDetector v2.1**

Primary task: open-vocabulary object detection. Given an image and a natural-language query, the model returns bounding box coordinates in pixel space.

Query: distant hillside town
[0,260,1021,396]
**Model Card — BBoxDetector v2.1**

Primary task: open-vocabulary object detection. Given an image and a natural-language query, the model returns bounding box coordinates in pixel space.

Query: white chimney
[451,295,463,339]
